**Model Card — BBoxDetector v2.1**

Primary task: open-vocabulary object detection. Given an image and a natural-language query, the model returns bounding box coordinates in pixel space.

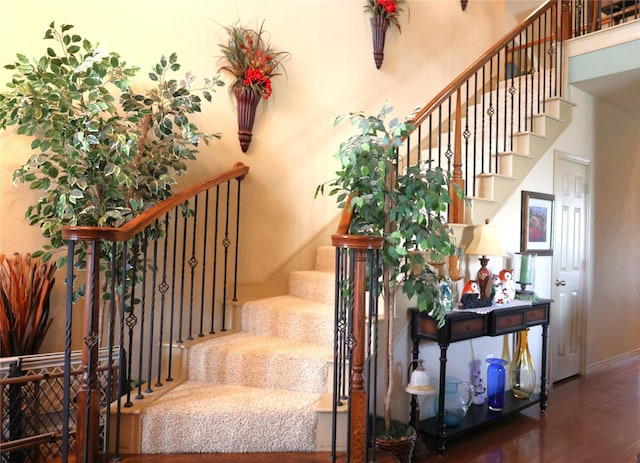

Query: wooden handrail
[335,1,560,235]
[411,0,558,128]
[61,162,249,242]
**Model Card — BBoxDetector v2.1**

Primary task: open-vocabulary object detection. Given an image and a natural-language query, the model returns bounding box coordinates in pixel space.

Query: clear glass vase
[510,329,536,399]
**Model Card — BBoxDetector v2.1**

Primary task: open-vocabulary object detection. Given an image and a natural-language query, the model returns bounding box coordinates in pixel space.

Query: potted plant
[316,102,455,458]
[0,22,224,335]
[218,20,290,153]
[0,252,56,356]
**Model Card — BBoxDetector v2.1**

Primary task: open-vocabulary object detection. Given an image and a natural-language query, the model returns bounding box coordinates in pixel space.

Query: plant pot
[369,416,417,463]
[235,87,261,153]
[371,16,390,69]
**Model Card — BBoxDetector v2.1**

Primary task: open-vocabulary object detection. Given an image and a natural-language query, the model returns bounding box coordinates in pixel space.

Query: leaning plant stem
[383,158,396,432]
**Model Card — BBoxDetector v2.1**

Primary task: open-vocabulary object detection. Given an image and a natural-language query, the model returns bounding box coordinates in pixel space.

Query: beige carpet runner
[140,247,335,453]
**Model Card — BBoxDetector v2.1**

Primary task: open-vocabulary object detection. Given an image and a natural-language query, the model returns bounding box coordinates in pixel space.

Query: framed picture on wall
[520,191,554,256]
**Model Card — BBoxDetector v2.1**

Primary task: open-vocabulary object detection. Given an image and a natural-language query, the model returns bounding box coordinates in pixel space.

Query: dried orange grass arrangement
[0,253,56,356]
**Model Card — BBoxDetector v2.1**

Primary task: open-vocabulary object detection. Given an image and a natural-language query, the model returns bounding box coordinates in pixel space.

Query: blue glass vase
[486,358,508,411]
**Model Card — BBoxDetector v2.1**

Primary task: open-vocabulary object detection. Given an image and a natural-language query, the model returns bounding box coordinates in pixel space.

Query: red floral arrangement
[364,0,408,31]
[218,21,289,100]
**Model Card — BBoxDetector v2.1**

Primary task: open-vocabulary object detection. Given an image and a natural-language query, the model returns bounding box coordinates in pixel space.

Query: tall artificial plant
[316,102,456,433]
[0,22,224,301]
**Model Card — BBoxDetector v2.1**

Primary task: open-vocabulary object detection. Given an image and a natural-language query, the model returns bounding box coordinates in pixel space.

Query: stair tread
[188,332,332,392]
[241,295,334,347]
[141,382,321,453]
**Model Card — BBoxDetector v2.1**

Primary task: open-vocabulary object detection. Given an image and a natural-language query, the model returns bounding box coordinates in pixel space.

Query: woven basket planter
[369,417,417,463]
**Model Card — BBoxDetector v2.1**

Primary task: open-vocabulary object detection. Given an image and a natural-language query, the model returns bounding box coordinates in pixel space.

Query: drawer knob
[530,313,538,319]
[465,324,472,331]
[507,319,513,325]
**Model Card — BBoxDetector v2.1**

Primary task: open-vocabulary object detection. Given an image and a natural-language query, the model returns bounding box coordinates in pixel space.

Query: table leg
[436,344,448,455]
[540,322,549,411]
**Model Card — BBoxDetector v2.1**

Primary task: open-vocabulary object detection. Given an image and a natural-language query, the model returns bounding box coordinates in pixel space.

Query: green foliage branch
[0,22,224,276]
[316,102,456,433]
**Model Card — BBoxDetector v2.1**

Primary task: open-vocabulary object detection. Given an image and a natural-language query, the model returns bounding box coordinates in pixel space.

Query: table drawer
[491,309,526,335]
[526,305,549,325]
[449,317,487,341]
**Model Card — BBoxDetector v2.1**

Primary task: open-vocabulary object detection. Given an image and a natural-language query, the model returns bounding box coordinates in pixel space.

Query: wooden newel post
[76,241,102,463]
[349,246,368,462]
[449,88,465,224]
[332,234,384,463]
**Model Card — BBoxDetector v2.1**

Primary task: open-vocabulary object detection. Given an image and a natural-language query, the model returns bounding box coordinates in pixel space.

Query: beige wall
[0,0,514,352]
[4,2,638,370]
[590,98,640,366]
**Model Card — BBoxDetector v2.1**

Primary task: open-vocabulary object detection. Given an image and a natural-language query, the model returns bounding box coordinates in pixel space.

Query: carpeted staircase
[138,246,337,454]
[135,76,574,455]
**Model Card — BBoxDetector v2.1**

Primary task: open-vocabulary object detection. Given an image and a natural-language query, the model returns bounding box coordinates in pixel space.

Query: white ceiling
[572,68,640,118]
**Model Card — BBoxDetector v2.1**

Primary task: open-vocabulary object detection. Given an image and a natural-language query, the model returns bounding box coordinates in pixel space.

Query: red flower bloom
[377,0,397,15]
[219,22,290,100]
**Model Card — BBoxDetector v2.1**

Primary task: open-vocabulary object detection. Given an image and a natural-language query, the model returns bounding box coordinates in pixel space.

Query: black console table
[409,299,551,455]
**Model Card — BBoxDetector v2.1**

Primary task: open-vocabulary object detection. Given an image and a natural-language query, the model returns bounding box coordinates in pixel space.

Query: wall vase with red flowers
[364,0,407,69]
[371,16,390,69]
[219,21,290,153]
[235,87,261,153]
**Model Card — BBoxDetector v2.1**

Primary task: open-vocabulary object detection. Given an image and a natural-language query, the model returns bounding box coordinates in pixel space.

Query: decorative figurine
[491,273,511,305]
[499,269,517,301]
[462,280,480,295]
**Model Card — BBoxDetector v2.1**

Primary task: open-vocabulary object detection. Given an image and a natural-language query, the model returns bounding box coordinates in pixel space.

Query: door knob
[555,279,566,286]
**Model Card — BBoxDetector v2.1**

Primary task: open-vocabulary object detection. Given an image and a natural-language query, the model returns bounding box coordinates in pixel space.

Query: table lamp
[464,219,506,298]
[406,359,434,458]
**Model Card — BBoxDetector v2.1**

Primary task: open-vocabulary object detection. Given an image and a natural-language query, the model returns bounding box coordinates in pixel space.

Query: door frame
[551,150,592,381]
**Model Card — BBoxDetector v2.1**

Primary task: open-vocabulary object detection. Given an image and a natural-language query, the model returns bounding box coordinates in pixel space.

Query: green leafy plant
[0,22,224,273]
[218,20,290,100]
[316,102,455,433]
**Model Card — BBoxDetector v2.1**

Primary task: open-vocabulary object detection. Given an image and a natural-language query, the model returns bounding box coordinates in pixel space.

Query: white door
[551,154,589,382]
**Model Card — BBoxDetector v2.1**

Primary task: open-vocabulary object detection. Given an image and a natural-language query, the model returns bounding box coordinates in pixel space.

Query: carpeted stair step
[140,382,321,453]
[187,332,332,393]
[288,270,335,306]
[241,295,334,347]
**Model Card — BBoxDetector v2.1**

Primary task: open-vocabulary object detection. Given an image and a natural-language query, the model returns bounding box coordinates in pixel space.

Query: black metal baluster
[489,58,497,172]
[233,180,243,303]
[437,105,443,168]
[146,229,159,393]
[121,241,136,407]
[199,192,210,337]
[500,48,507,155]
[472,72,479,196]
[481,64,486,173]
[509,38,517,154]
[134,236,146,399]
[177,207,188,343]
[61,241,75,463]
[221,181,232,332]
[166,208,179,381]
[446,96,453,171]
[464,80,471,196]
[187,196,199,341]
[156,213,170,387]
[104,241,118,460]
[210,185,221,334]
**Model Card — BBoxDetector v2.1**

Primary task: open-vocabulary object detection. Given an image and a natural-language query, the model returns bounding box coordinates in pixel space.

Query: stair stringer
[466,98,575,224]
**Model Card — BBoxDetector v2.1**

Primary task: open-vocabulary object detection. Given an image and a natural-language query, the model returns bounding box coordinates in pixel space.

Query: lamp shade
[406,361,434,396]
[464,219,506,257]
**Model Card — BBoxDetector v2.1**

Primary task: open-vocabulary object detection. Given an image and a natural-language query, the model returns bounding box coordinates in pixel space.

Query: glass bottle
[510,329,536,399]
[486,358,508,411]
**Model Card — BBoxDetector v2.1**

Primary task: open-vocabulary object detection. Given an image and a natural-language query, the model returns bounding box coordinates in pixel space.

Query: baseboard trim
[585,349,640,375]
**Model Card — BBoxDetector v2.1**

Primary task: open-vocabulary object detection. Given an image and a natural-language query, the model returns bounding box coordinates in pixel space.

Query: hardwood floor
[116,354,639,462]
